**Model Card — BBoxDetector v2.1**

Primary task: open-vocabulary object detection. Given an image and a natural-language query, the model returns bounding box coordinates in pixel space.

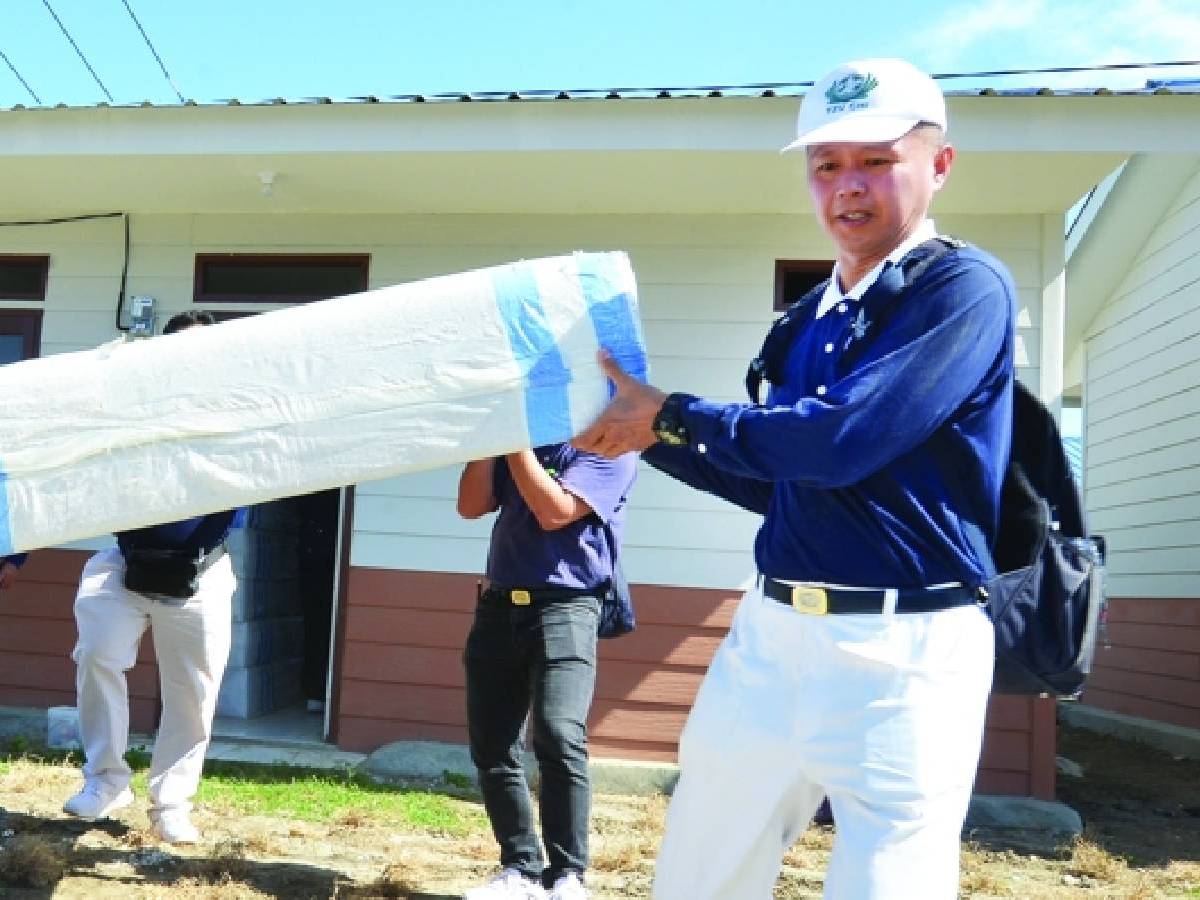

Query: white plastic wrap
[0,251,646,554]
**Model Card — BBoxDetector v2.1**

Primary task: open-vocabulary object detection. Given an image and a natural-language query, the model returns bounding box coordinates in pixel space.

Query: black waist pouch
[123,546,224,599]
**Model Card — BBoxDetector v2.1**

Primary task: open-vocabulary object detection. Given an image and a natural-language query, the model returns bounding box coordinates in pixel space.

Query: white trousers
[71,547,235,815]
[653,588,994,900]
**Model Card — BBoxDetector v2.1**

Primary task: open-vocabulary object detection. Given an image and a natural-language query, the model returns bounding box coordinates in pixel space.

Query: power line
[0,47,41,104]
[930,59,1200,83]
[41,0,114,103]
[0,212,130,331]
[120,0,185,103]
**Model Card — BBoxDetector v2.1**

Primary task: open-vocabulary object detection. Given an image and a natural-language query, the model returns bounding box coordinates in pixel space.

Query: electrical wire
[0,212,122,228]
[120,0,185,103]
[0,212,130,331]
[930,59,1200,83]
[0,47,42,104]
[41,0,114,103]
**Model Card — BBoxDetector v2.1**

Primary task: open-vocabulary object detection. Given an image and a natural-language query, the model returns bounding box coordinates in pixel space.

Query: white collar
[814,219,938,320]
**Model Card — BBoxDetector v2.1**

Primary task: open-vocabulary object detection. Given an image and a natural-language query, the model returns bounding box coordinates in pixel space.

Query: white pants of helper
[71,547,235,815]
[653,587,994,900]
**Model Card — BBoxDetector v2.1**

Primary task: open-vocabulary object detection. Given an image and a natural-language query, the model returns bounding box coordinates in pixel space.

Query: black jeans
[464,592,600,886]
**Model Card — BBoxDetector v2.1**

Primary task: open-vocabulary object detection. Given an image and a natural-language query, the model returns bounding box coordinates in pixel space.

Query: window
[194,254,370,304]
[0,255,49,301]
[774,260,832,312]
[0,310,43,364]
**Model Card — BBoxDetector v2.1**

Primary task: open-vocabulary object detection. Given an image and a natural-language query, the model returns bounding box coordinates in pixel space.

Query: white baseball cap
[782,58,946,151]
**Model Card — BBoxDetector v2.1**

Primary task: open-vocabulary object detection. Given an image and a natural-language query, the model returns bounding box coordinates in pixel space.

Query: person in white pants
[63,310,239,845]
[654,590,993,898]
[66,547,234,839]
[575,58,1016,898]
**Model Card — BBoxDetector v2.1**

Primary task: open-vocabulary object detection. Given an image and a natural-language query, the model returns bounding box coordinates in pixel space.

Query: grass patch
[0,741,84,771]
[1067,837,1125,883]
[187,760,488,837]
[0,742,488,839]
[0,835,67,887]
[340,861,421,898]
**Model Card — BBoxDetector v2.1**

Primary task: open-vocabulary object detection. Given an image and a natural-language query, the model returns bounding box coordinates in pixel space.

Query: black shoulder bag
[123,544,226,600]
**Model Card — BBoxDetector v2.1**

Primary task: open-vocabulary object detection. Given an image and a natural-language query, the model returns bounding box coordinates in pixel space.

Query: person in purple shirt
[457,444,636,900]
[0,553,27,591]
[61,310,239,846]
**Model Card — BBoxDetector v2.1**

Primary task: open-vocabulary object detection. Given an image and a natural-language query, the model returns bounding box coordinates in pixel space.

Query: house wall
[1081,163,1200,729]
[0,549,160,733]
[0,210,1056,796]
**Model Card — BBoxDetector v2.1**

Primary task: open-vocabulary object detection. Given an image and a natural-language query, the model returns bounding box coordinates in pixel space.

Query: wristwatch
[652,393,692,446]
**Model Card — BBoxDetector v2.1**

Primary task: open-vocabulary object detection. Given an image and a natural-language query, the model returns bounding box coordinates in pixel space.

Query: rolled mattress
[0,251,646,554]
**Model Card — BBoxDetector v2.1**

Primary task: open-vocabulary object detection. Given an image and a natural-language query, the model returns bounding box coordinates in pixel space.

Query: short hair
[911,122,946,150]
[163,310,216,335]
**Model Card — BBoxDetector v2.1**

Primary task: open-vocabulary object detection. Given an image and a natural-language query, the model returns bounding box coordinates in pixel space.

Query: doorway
[199,251,368,746]
[214,488,345,745]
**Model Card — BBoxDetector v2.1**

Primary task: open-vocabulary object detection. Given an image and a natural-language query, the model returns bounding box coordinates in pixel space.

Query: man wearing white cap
[574,58,1015,898]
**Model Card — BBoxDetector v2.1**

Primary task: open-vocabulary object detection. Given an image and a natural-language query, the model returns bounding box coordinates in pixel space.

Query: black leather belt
[761,576,983,615]
[483,586,597,607]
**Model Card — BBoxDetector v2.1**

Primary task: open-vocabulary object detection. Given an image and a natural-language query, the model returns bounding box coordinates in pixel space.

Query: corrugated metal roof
[4,78,1199,112]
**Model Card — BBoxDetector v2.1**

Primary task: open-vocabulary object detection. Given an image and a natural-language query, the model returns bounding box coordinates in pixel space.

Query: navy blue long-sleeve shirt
[644,244,1015,589]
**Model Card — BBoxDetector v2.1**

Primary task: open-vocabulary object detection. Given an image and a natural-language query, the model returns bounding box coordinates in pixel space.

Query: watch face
[654,395,689,446]
[656,428,687,446]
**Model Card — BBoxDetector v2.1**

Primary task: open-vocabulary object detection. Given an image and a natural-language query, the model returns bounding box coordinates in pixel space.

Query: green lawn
[1,741,489,838]
[191,763,485,835]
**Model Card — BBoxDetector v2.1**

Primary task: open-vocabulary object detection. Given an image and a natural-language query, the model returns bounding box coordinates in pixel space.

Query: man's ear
[932,143,955,191]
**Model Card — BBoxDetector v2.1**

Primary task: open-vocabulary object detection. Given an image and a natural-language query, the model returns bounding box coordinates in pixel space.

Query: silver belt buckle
[791,586,828,615]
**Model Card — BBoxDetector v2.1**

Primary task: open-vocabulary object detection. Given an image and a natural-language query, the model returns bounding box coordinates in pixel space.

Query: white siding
[1083,164,1200,599]
[1,211,1045,590]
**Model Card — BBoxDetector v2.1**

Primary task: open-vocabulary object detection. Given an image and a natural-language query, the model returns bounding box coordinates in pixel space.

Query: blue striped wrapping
[0,251,647,555]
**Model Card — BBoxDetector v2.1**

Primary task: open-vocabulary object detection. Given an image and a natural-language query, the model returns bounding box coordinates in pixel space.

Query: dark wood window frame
[193,253,370,304]
[774,259,832,312]
[0,255,49,301]
[0,309,44,361]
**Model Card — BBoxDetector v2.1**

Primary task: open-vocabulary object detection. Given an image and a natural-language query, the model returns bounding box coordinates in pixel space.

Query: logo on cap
[824,72,878,105]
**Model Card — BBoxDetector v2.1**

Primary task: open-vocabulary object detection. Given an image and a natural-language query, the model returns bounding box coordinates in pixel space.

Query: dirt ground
[0,723,1197,899]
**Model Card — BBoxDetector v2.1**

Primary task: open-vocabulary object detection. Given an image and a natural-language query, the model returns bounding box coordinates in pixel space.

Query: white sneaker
[463,867,547,899]
[548,871,588,900]
[62,783,134,820]
[151,809,200,844]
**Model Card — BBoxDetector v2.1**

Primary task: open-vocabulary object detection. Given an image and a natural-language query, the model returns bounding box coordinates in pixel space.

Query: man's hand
[0,562,18,591]
[573,351,666,458]
[457,458,499,519]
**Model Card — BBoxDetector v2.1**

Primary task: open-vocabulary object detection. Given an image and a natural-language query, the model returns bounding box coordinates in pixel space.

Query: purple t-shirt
[486,443,637,591]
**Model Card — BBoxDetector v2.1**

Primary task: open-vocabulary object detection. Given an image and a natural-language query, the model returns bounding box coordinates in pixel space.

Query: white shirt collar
[814,219,938,320]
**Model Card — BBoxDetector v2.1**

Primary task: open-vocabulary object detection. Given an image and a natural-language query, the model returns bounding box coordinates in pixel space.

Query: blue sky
[1,0,1198,107]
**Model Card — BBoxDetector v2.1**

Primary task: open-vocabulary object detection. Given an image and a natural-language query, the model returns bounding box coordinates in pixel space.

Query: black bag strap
[745,236,965,404]
[1008,380,1087,539]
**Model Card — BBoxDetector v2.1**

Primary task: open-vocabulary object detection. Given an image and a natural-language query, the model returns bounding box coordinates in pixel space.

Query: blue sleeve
[642,443,772,515]
[558,450,637,524]
[680,255,1014,486]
